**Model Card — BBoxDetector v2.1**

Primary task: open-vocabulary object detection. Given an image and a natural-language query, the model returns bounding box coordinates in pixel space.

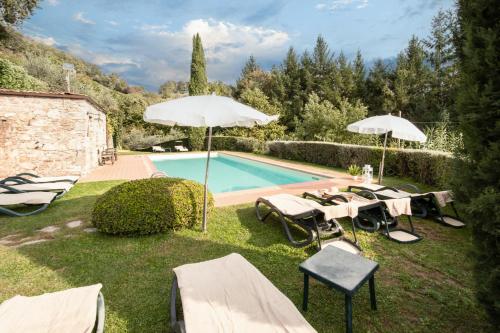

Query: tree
[312,35,335,101]
[423,9,459,121]
[353,50,366,100]
[452,0,500,326]
[365,59,396,115]
[235,55,272,97]
[281,47,303,131]
[0,0,38,28]
[188,33,208,150]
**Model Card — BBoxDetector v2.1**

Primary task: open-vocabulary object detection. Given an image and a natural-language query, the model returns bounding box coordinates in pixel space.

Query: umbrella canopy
[144,94,278,128]
[347,114,426,142]
[347,114,426,184]
[144,94,278,232]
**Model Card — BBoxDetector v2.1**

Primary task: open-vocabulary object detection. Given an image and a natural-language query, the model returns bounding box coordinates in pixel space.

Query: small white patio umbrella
[144,94,278,231]
[347,114,426,184]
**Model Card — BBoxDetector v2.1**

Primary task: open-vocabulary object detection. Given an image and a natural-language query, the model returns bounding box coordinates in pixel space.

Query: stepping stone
[84,228,97,233]
[39,226,60,233]
[66,220,83,228]
[0,239,14,246]
[14,239,48,248]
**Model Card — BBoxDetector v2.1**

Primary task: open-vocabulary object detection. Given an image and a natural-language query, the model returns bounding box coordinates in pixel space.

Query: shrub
[208,136,267,153]
[0,58,48,91]
[268,141,453,186]
[92,178,214,235]
[347,165,362,176]
[187,127,206,151]
[122,127,170,151]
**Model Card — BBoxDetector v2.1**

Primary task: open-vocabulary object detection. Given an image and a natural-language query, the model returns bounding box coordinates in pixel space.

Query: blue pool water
[150,154,324,193]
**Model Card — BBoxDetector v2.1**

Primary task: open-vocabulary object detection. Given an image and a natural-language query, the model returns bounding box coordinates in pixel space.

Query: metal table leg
[369,275,377,310]
[303,273,309,311]
[345,294,353,333]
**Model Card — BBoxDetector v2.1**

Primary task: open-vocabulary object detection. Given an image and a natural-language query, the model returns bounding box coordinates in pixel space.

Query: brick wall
[0,94,107,177]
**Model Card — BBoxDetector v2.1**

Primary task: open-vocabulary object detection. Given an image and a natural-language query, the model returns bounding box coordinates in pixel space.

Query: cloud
[30,35,57,46]
[46,0,60,6]
[315,0,369,12]
[395,0,445,21]
[100,18,290,90]
[107,20,119,26]
[73,12,95,25]
[63,43,138,67]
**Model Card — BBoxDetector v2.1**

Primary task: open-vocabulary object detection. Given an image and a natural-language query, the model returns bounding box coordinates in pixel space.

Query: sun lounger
[256,194,361,253]
[303,189,422,244]
[0,284,104,333]
[152,145,166,152]
[1,172,79,184]
[0,180,73,198]
[348,183,465,228]
[0,191,58,217]
[174,145,189,152]
[171,253,317,333]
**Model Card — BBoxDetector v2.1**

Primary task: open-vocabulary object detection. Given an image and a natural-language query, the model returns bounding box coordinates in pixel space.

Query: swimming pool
[149,153,325,193]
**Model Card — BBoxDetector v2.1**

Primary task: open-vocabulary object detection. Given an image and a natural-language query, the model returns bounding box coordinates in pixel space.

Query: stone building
[0,89,108,177]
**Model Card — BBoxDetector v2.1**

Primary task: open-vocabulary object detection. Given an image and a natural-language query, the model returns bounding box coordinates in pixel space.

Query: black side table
[299,246,379,333]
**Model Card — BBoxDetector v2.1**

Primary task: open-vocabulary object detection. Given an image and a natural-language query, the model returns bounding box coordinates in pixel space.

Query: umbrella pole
[379,131,388,185]
[202,126,212,232]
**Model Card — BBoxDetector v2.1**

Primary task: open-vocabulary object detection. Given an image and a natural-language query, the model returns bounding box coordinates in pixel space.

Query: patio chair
[0,284,104,333]
[303,189,422,244]
[0,190,58,217]
[1,172,79,184]
[0,180,73,198]
[152,145,166,152]
[174,145,189,152]
[348,183,465,228]
[255,193,361,253]
[171,253,317,333]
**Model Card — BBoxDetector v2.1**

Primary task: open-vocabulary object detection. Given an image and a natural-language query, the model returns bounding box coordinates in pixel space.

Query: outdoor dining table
[299,246,379,333]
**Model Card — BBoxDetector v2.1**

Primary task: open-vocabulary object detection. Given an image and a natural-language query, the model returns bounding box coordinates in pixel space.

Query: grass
[0,179,494,332]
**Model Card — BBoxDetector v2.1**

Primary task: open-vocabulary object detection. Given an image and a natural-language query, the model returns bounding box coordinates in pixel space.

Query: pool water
[150,154,325,193]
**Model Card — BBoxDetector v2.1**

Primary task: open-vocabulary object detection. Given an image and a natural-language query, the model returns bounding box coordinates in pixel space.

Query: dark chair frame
[0,187,57,217]
[348,184,465,229]
[255,197,360,251]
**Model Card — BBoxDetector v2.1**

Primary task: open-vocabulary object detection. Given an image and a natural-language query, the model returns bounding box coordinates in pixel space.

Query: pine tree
[281,47,303,130]
[452,0,500,326]
[336,51,355,100]
[312,35,335,101]
[423,9,459,121]
[299,50,314,108]
[188,33,208,150]
[365,59,395,115]
[353,50,366,100]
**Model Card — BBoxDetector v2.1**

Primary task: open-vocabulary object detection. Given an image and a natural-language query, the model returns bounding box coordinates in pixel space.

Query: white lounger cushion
[0,192,57,205]
[0,284,102,333]
[0,182,73,193]
[174,253,317,333]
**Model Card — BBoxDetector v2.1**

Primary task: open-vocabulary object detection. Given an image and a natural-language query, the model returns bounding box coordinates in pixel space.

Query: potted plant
[347,164,362,180]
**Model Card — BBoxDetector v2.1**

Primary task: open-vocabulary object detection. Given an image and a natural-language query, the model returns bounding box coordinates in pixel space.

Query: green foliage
[452,0,500,325]
[347,164,362,176]
[122,127,172,151]
[0,57,47,90]
[209,136,267,153]
[158,80,188,98]
[268,141,453,186]
[188,33,208,95]
[187,127,206,151]
[0,0,38,27]
[224,87,285,141]
[296,93,371,144]
[91,178,214,235]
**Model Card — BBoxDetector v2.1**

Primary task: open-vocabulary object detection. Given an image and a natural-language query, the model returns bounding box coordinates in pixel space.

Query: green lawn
[0,179,493,332]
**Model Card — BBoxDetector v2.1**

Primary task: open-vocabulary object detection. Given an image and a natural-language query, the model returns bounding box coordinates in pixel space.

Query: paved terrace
[81,151,362,207]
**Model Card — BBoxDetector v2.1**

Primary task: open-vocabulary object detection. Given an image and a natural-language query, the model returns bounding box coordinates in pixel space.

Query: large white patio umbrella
[347,114,426,184]
[144,94,278,232]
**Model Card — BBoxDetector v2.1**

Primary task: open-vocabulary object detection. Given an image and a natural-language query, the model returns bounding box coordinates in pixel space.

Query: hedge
[92,178,214,235]
[207,136,267,153]
[267,141,453,186]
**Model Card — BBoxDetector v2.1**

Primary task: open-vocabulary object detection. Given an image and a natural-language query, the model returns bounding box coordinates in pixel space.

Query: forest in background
[0,3,462,153]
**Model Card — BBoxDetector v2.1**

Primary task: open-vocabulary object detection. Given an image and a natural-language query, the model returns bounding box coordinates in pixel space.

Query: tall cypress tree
[453,0,500,326]
[282,47,303,130]
[189,33,208,95]
[353,50,366,100]
[188,33,208,150]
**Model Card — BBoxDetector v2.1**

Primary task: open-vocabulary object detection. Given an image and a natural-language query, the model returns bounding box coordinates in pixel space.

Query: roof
[0,89,106,113]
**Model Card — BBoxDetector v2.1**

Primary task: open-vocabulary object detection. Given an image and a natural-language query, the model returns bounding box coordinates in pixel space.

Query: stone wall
[0,93,107,177]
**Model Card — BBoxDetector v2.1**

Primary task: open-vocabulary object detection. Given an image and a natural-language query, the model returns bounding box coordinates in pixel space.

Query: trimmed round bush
[91,178,214,235]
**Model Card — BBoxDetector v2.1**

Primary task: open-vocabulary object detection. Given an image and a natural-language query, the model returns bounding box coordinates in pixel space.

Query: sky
[22,0,455,91]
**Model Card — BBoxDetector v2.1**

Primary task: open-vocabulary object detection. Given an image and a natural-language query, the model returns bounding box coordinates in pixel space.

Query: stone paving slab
[80,155,157,182]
